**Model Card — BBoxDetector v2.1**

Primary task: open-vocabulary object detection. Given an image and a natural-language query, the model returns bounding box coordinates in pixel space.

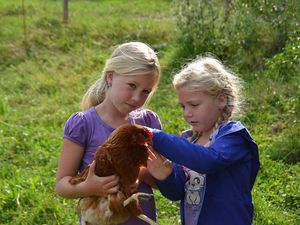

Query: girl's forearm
[55,176,90,198]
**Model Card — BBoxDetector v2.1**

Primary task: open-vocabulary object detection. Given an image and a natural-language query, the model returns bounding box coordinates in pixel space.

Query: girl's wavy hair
[81,42,160,110]
[173,56,244,124]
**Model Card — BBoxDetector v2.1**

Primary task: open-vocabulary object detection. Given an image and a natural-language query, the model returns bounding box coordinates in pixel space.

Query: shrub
[173,0,299,74]
[265,32,300,82]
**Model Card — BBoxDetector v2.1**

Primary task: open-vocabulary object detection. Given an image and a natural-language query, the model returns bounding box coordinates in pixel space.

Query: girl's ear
[217,94,227,109]
[106,71,114,85]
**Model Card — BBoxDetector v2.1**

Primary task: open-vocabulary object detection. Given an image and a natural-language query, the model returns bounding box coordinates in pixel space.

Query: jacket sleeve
[155,163,186,201]
[152,129,251,174]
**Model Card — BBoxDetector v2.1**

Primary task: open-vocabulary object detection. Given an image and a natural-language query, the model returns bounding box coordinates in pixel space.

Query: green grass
[1,0,299,224]
[0,0,179,224]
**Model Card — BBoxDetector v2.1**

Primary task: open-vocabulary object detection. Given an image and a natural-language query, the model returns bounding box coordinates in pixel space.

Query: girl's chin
[191,127,201,133]
[124,104,140,112]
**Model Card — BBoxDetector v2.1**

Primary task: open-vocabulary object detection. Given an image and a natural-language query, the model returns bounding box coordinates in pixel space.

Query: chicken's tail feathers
[137,214,159,225]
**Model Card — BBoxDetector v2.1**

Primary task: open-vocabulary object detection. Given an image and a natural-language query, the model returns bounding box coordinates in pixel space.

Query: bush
[173,0,299,74]
[265,32,300,82]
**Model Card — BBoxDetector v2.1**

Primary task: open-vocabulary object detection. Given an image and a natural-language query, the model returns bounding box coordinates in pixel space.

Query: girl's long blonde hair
[81,42,160,110]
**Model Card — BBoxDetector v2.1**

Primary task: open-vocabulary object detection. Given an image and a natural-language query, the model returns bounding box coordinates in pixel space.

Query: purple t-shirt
[63,107,162,224]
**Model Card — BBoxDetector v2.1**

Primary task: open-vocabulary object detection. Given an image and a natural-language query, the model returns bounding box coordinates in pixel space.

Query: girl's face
[107,73,157,115]
[176,87,226,134]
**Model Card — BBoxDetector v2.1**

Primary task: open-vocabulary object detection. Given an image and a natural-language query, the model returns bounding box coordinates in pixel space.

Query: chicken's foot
[123,192,153,206]
[137,214,159,225]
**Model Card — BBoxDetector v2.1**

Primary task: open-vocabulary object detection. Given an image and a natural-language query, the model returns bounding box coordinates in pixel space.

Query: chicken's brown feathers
[93,124,151,187]
[68,124,154,225]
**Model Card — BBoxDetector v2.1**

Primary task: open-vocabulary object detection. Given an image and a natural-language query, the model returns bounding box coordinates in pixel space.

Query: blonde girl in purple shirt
[55,42,162,224]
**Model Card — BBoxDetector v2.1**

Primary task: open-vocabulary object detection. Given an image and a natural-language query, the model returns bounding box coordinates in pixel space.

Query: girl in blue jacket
[146,56,260,225]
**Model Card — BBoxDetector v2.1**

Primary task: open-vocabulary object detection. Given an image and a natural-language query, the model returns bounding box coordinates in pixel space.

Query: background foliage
[0,0,299,224]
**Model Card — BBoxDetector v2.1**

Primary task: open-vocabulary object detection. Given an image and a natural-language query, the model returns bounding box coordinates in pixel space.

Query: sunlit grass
[1,0,299,224]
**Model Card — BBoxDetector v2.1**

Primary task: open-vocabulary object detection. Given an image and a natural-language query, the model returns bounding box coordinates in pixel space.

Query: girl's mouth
[126,103,137,109]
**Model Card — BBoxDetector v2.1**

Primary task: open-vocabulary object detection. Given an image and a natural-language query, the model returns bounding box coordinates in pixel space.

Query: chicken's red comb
[143,127,153,138]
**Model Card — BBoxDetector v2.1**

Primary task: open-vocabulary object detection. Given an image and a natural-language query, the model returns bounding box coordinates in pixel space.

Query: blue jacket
[152,121,260,225]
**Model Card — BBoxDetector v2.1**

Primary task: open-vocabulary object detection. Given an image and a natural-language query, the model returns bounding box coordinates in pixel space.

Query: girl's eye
[142,90,151,95]
[191,104,199,107]
[128,83,136,89]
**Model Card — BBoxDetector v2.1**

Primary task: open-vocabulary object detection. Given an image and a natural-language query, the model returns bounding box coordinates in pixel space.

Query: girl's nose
[131,92,142,103]
[184,108,192,118]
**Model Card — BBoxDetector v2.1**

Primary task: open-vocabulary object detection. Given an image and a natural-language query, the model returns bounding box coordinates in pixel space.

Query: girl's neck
[194,126,214,146]
[95,102,129,128]
[195,120,228,146]
[195,132,212,146]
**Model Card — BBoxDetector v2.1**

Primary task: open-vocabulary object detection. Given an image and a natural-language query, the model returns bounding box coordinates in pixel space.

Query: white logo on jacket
[185,170,205,205]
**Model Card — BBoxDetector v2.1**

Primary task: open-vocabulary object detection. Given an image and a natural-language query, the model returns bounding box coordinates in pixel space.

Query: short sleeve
[146,110,162,130]
[129,109,162,130]
[63,112,87,147]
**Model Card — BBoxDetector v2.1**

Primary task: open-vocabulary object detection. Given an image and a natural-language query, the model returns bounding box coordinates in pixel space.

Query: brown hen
[69,124,157,225]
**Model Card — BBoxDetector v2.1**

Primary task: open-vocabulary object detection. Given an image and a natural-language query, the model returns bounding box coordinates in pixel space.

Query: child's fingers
[147,145,157,157]
[91,175,120,195]
[88,160,119,181]
[147,145,163,160]
[106,185,119,194]
[149,147,168,163]
[103,176,120,193]
[148,148,157,159]
[148,146,171,166]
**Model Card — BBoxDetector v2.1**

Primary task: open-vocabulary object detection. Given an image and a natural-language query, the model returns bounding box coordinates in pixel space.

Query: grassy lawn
[0,0,180,224]
[1,0,299,224]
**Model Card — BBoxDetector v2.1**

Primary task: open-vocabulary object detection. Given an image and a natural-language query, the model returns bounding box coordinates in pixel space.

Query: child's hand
[147,146,172,180]
[84,160,119,197]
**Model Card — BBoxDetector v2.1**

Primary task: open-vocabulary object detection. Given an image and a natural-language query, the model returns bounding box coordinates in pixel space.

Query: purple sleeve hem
[63,135,85,147]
